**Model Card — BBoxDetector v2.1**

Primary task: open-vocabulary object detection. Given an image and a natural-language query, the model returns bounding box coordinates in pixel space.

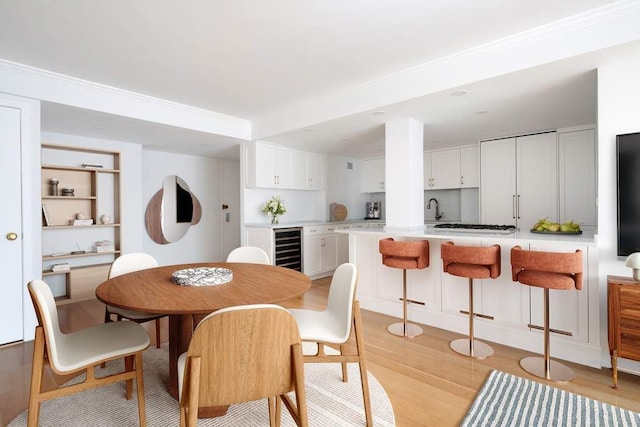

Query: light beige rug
[11,344,395,426]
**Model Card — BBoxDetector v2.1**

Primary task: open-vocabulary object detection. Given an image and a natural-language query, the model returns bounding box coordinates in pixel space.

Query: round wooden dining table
[95,262,311,415]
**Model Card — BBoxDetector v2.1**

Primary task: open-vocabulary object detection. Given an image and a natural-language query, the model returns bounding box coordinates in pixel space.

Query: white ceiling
[0,1,627,159]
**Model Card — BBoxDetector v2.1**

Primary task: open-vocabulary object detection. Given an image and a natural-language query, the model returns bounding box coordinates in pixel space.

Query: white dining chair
[27,279,149,426]
[226,246,270,264]
[287,263,373,426]
[104,253,165,348]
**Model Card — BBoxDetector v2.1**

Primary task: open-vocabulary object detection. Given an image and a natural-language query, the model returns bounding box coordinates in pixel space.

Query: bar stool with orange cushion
[511,245,583,382]
[441,241,501,358]
[379,238,430,338]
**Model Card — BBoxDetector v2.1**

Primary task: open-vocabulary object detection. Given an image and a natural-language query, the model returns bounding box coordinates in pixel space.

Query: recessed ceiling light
[474,110,488,115]
[303,128,314,132]
[91,125,103,131]
[430,140,440,143]
[199,143,208,147]
[450,90,468,97]
[372,111,386,116]
[341,138,350,142]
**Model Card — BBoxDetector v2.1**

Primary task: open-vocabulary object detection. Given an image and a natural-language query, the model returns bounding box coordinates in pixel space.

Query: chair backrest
[108,253,159,279]
[326,263,358,343]
[28,279,65,372]
[226,246,270,264]
[184,304,302,407]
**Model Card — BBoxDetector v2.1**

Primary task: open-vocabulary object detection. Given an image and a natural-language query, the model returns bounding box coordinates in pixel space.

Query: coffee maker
[365,201,381,219]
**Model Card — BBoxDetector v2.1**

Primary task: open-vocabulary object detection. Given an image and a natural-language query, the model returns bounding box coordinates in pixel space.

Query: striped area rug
[462,370,640,426]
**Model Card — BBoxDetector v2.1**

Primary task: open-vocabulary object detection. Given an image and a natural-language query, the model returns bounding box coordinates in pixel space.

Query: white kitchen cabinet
[481,132,557,228]
[303,225,338,277]
[361,158,385,192]
[307,152,324,190]
[247,141,293,188]
[291,150,324,190]
[247,141,323,190]
[558,128,596,226]
[244,227,275,265]
[460,146,479,188]
[424,149,461,190]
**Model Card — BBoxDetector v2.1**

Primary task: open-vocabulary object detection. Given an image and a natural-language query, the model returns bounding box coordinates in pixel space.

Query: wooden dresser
[607,275,640,388]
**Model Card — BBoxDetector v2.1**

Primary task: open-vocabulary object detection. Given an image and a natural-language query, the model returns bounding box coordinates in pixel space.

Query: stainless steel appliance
[365,201,381,219]
[433,223,516,234]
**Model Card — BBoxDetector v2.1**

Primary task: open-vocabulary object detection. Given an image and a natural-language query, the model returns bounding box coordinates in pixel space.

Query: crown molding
[253,0,640,139]
[0,59,251,140]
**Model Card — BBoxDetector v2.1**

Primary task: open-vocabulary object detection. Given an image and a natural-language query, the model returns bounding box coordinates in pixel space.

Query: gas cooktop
[433,223,517,234]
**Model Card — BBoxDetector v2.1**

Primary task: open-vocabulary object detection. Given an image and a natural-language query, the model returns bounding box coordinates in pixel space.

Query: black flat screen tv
[617,132,640,256]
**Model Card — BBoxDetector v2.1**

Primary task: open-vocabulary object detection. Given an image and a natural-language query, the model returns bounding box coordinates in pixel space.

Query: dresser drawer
[620,285,640,310]
[620,334,640,360]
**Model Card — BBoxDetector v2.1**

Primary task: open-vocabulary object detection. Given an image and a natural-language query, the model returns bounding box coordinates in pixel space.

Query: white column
[384,118,424,232]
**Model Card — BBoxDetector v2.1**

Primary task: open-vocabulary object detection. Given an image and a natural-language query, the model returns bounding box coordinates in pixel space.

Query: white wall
[597,50,640,371]
[142,150,223,264]
[325,155,369,220]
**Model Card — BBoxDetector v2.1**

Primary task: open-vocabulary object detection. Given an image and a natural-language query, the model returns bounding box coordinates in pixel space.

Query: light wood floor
[2,277,640,426]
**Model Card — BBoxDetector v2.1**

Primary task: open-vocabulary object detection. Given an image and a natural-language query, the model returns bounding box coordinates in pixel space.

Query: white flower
[262,196,286,216]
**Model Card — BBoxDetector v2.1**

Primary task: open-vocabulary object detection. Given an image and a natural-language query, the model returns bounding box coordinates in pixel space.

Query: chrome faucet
[427,198,443,220]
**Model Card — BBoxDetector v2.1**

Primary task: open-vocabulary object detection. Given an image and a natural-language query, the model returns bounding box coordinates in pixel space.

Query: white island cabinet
[340,227,600,368]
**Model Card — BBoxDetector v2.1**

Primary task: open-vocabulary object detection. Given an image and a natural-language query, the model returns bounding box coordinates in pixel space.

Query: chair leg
[520,288,576,382]
[155,318,161,348]
[449,278,493,358]
[134,352,147,427]
[387,269,423,338]
[125,355,134,400]
[354,302,373,427]
[340,343,348,382]
[27,327,46,427]
[101,309,112,369]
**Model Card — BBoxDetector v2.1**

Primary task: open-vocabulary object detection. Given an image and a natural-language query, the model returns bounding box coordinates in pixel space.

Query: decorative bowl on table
[171,267,233,286]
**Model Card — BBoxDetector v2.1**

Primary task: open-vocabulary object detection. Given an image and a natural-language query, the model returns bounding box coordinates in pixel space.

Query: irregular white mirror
[145,175,201,244]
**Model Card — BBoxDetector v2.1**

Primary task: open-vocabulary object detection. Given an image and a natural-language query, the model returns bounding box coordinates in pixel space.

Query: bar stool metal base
[388,322,423,338]
[520,356,576,383]
[450,338,494,359]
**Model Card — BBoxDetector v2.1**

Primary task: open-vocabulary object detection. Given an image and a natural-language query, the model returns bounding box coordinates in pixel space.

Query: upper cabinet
[424,146,479,190]
[424,149,461,190]
[246,141,324,190]
[460,146,479,188]
[361,158,385,193]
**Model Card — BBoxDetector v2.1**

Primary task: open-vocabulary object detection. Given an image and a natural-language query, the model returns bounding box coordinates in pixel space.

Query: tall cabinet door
[0,105,23,345]
[516,132,558,228]
[480,138,516,225]
[559,129,596,226]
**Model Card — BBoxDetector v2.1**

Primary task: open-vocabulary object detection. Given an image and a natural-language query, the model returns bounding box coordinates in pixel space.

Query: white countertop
[337,225,597,245]
[244,219,385,229]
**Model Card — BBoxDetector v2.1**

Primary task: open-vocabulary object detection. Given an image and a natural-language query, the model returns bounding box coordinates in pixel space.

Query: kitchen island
[337,225,601,368]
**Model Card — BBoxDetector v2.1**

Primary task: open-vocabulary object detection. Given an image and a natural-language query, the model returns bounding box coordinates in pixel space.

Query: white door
[0,105,24,345]
[221,159,241,261]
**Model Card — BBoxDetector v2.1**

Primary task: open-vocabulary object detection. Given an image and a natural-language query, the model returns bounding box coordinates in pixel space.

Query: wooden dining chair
[104,253,165,349]
[226,246,270,264]
[27,279,149,427]
[177,304,308,427]
[287,263,373,427]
